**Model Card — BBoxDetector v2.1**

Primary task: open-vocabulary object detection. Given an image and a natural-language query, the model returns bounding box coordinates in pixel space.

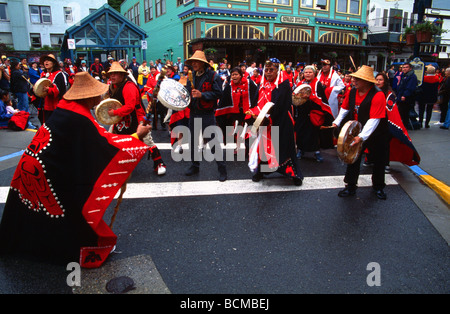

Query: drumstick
[320,125,336,129]
[188,70,194,86]
[22,75,34,87]
[349,56,356,70]
[109,183,127,228]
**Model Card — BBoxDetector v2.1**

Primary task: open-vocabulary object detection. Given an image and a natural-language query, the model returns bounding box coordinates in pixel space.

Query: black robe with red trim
[0,99,148,268]
[385,92,420,165]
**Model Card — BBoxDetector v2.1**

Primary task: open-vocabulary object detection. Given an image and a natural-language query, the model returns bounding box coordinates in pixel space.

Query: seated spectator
[0,89,36,130]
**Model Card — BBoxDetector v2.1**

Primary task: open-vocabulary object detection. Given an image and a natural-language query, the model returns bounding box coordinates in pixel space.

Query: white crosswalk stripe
[0,174,398,203]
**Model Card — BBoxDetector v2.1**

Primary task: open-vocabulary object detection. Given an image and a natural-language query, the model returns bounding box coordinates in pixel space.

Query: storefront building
[121,0,372,68]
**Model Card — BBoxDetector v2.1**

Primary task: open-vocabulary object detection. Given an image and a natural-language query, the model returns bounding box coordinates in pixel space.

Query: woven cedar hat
[350,65,377,84]
[185,50,209,66]
[63,72,109,100]
[107,61,128,75]
[40,54,58,65]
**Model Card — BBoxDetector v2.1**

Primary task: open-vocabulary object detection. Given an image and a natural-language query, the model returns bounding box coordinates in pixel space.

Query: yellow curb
[420,175,450,205]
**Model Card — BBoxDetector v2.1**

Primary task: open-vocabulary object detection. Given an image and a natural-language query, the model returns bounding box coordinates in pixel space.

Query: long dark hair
[375,72,393,96]
[230,67,242,76]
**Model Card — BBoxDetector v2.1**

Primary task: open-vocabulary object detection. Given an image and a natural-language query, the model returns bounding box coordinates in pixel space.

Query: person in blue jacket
[396,62,418,130]
[0,89,14,128]
[28,61,42,85]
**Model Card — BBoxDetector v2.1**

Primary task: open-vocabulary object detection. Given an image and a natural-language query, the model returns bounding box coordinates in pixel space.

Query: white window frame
[30,33,42,48]
[336,0,361,15]
[64,7,73,23]
[0,3,9,21]
[29,5,51,24]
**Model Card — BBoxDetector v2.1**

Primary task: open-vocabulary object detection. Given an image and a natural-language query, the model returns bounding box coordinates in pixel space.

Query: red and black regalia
[169,76,191,146]
[216,74,258,144]
[0,99,148,268]
[385,92,420,165]
[294,77,334,151]
[248,67,303,183]
[109,77,146,135]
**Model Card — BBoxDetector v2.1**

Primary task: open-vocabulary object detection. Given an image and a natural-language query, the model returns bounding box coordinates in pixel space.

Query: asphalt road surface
[0,127,449,297]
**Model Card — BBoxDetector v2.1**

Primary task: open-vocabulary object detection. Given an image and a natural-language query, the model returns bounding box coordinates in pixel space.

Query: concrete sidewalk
[406,109,450,204]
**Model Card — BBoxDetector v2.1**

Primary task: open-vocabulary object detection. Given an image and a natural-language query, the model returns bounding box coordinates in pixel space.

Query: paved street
[0,108,449,296]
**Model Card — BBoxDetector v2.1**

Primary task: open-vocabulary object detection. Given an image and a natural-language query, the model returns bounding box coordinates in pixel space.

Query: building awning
[189,37,382,50]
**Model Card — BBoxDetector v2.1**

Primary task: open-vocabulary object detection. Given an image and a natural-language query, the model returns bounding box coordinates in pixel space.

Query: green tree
[108,0,125,12]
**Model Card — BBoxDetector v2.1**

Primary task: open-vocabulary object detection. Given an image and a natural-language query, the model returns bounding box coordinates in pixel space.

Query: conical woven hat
[40,54,58,65]
[350,65,377,84]
[107,61,128,75]
[63,72,109,100]
[185,50,209,66]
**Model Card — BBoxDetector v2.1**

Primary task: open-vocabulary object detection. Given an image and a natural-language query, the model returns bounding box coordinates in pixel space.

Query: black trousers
[397,97,415,129]
[344,135,389,191]
[188,112,226,172]
[418,102,434,127]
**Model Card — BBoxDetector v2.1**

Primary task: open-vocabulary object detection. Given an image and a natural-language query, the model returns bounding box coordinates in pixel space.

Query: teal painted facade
[120,0,369,67]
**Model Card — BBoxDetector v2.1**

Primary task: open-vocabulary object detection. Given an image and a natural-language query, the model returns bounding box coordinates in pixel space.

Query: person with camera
[10,60,32,115]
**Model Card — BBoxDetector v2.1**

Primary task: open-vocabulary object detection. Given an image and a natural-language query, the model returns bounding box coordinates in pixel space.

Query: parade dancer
[107,62,166,175]
[184,50,227,182]
[317,59,345,117]
[0,72,151,267]
[332,66,389,200]
[246,58,303,186]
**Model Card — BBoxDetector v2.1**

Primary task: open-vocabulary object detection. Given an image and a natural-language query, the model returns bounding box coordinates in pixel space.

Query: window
[388,9,402,32]
[260,0,291,5]
[30,33,41,48]
[185,22,194,42]
[155,0,166,17]
[206,24,264,40]
[127,8,134,24]
[133,3,140,26]
[50,34,64,48]
[403,12,408,28]
[0,3,8,21]
[382,9,388,27]
[144,0,153,22]
[29,5,51,24]
[64,7,73,23]
[0,32,13,46]
[301,0,328,10]
[336,0,360,15]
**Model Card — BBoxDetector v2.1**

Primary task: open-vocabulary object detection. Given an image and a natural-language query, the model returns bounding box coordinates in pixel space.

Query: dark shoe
[252,172,264,182]
[219,169,227,182]
[185,165,199,176]
[338,187,356,197]
[293,177,302,186]
[374,189,387,200]
[425,124,430,128]
[314,152,323,163]
[440,126,449,130]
